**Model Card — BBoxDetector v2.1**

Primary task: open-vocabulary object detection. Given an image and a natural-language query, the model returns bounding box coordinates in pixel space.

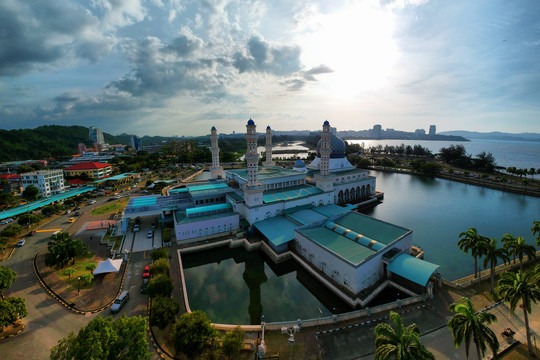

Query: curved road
[0,191,158,360]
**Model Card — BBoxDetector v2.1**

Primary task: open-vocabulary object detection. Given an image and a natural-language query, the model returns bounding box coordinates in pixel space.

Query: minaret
[210,126,223,179]
[315,120,334,192]
[243,119,264,208]
[263,126,274,166]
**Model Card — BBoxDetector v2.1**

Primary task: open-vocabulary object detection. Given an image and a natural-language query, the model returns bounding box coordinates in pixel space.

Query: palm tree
[511,237,536,271]
[498,270,540,356]
[458,228,486,283]
[532,221,540,247]
[448,297,499,360]
[481,238,510,296]
[374,311,435,360]
[501,234,516,265]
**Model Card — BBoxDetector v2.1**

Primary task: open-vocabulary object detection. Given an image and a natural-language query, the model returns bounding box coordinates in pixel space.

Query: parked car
[147,231,153,238]
[89,200,96,204]
[133,224,139,232]
[140,278,149,294]
[110,291,129,313]
[65,210,72,214]
[74,212,80,216]
[68,217,75,223]
[142,266,150,278]
[17,239,26,247]
[151,223,156,230]
[0,220,7,225]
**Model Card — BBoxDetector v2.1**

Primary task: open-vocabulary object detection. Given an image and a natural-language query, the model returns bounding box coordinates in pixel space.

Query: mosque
[121,119,440,305]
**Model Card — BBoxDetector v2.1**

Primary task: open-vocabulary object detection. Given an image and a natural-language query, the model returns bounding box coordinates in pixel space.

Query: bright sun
[299,1,400,99]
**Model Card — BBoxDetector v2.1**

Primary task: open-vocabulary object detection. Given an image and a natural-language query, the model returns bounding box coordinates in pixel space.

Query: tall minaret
[315,120,334,192]
[263,126,274,166]
[243,119,264,208]
[210,126,224,179]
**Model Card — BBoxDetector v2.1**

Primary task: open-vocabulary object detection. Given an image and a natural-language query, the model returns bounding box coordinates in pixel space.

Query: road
[0,190,158,359]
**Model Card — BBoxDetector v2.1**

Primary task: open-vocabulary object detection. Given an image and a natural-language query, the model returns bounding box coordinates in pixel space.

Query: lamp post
[77,276,81,295]
[281,324,299,360]
[257,315,266,359]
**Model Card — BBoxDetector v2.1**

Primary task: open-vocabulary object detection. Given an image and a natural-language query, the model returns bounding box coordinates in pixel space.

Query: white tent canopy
[93,258,123,275]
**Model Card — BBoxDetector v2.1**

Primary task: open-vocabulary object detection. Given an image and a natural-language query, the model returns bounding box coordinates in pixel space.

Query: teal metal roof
[169,188,189,194]
[185,203,232,216]
[287,209,327,225]
[312,204,352,218]
[226,192,244,203]
[323,221,385,251]
[335,212,410,245]
[0,186,96,220]
[387,254,440,286]
[186,183,228,191]
[93,173,137,183]
[131,196,158,208]
[176,210,237,224]
[262,185,322,204]
[299,227,376,265]
[254,216,298,246]
[227,166,304,181]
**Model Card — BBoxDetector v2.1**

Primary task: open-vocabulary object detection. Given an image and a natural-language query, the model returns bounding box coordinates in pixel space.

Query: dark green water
[183,171,539,323]
[363,171,539,280]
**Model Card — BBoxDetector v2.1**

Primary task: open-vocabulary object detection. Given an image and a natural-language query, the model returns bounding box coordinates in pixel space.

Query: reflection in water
[183,246,351,324]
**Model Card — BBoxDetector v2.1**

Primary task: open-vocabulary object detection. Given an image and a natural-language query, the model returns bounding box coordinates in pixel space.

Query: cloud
[233,36,302,75]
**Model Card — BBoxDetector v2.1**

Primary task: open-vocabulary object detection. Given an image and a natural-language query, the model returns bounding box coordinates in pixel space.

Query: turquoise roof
[335,212,410,245]
[176,210,236,224]
[93,172,137,183]
[185,203,232,216]
[227,166,303,182]
[262,185,322,204]
[324,221,385,251]
[254,216,298,246]
[169,188,189,194]
[187,183,228,191]
[131,196,158,208]
[387,254,440,286]
[0,186,96,220]
[311,204,352,218]
[299,227,376,265]
[287,209,327,225]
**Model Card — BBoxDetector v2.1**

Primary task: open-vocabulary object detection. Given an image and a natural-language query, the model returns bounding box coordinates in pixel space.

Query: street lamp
[281,324,300,360]
[257,315,266,358]
[77,276,81,295]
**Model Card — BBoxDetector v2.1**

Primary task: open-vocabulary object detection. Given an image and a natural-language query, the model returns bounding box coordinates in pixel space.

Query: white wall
[175,213,240,241]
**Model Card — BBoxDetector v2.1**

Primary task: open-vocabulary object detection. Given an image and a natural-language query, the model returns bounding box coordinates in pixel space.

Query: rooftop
[334,212,410,245]
[227,166,304,182]
[65,162,112,170]
[262,185,322,204]
[254,216,299,247]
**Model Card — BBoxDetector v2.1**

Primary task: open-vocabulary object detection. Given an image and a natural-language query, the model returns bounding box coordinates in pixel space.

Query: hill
[0,125,127,162]
[439,130,540,142]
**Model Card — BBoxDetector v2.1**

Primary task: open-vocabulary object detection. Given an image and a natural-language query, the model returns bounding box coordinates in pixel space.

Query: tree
[17,213,43,226]
[0,237,8,255]
[458,228,486,282]
[63,268,75,279]
[0,192,17,207]
[149,258,169,277]
[448,297,499,360]
[172,311,218,359]
[85,263,97,273]
[532,221,540,247]
[50,315,151,360]
[147,274,172,298]
[1,224,23,237]
[0,266,16,300]
[501,234,517,265]
[149,297,180,330]
[510,237,536,271]
[374,311,434,360]
[79,273,93,285]
[221,327,245,360]
[151,247,168,261]
[481,238,510,296]
[22,185,39,201]
[44,232,90,269]
[0,296,28,332]
[498,270,540,357]
[162,227,171,243]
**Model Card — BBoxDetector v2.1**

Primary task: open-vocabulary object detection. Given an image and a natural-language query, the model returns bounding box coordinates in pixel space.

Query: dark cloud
[166,35,202,56]
[233,36,301,75]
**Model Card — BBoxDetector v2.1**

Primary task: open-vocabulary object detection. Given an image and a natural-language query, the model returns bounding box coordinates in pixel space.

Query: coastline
[369,166,540,198]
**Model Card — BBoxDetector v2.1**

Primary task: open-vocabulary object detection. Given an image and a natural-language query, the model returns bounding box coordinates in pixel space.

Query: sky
[1,0,540,136]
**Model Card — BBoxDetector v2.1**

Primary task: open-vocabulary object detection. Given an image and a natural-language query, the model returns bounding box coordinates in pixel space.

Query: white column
[263,126,274,166]
[320,121,331,176]
[245,119,259,187]
[210,126,223,179]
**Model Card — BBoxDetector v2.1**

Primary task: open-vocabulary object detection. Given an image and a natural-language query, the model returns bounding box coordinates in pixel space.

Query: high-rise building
[130,135,141,151]
[93,142,103,153]
[78,143,86,155]
[89,126,104,144]
[371,124,382,139]
[21,170,65,197]
[429,125,436,136]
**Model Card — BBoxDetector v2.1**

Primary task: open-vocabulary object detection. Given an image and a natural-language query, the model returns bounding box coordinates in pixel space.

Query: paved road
[0,194,158,360]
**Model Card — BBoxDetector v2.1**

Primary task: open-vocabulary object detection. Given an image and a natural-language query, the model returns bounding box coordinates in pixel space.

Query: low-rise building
[64,162,112,179]
[20,169,65,197]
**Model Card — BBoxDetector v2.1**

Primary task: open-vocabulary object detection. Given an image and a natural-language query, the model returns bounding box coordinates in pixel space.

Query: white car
[133,225,139,232]
[147,231,152,238]
[17,239,26,247]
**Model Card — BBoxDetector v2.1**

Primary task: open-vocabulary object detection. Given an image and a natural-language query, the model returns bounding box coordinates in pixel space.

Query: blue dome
[316,134,346,159]
[294,159,306,168]
[323,120,330,126]
[266,126,271,130]
[211,126,216,131]
[247,119,255,126]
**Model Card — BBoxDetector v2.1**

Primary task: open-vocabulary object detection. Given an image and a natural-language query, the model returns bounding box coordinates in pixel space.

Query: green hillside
[0,125,128,162]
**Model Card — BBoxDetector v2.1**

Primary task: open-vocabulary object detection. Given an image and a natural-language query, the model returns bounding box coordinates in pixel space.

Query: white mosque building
[121,119,440,304]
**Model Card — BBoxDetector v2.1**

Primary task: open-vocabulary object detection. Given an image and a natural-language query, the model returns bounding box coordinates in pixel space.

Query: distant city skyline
[1,1,540,136]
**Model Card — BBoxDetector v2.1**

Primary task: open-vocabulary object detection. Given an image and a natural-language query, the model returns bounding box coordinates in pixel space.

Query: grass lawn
[90,198,129,216]
[55,257,97,291]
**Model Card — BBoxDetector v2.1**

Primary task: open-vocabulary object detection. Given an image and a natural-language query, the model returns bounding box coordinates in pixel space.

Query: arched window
[367,184,371,195]
[361,185,366,199]
[344,189,349,202]
[338,190,343,203]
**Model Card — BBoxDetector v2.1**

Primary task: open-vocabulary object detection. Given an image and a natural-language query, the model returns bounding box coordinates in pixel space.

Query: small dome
[247,119,255,126]
[294,159,306,168]
[316,134,346,159]
[323,120,330,126]
[211,126,216,131]
[266,126,271,130]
